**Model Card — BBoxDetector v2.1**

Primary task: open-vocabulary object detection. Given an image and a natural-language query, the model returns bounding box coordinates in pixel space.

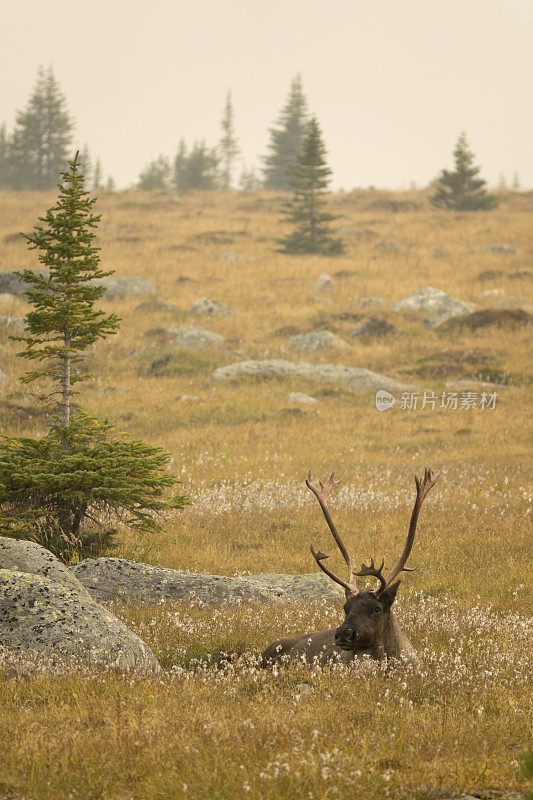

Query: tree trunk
[61,328,71,450]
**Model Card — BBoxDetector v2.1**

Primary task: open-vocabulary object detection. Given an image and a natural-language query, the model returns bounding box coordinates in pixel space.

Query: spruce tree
[173,140,219,191]
[0,124,9,189]
[263,74,309,191]
[431,132,498,211]
[219,91,239,190]
[8,66,73,190]
[93,159,103,190]
[137,155,170,190]
[278,117,344,256]
[0,153,188,560]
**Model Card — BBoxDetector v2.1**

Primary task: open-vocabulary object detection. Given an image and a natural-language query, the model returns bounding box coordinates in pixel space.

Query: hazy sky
[1,0,532,189]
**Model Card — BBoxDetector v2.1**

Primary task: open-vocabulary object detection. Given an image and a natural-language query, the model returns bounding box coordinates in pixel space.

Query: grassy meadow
[0,187,531,799]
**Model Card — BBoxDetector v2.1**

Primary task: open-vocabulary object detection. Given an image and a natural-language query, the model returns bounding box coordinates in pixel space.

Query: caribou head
[262,468,439,667]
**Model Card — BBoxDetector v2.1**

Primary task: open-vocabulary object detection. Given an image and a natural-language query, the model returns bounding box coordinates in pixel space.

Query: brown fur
[261,584,417,667]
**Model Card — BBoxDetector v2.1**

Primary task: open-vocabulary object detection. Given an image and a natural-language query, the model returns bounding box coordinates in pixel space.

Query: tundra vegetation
[0,186,531,799]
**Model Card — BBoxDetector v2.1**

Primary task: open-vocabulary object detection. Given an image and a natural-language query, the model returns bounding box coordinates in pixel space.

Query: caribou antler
[355,557,387,594]
[307,471,359,598]
[383,467,440,590]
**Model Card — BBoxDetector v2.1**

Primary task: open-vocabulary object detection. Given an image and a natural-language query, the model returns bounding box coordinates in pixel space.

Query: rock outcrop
[288,330,349,353]
[72,558,343,605]
[393,286,471,326]
[0,569,160,673]
[0,537,91,598]
[212,359,413,393]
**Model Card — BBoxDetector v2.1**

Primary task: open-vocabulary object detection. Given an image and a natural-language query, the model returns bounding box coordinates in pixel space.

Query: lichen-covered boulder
[288,330,349,353]
[0,569,160,673]
[212,359,414,393]
[94,276,156,299]
[72,558,346,605]
[245,573,343,604]
[393,286,471,325]
[189,298,235,316]
[0,537,91,598]
[72,558,273,604]
[168,325,224,350]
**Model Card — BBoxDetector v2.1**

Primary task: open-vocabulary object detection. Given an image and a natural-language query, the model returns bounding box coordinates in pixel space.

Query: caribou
[262,467,439,667]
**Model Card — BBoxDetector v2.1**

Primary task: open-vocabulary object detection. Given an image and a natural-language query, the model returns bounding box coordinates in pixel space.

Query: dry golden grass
[0,188,531,799]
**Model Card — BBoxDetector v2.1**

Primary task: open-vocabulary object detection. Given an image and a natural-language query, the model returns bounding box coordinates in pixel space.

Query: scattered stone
[0,569,160,673]
[0,537,92,598]
[189,298,235,316]
[134,300,177,312]
[218,252,246,261]
[435,308,532,332]
[168,325,224,350]
[486,244,520,254]
[351,297,388,310]
[72,559,343,605]
[288,392,318,404]
[0,269,46,296]
[313,273,334,293]
[95,276,156,299]
[350,317,397,339]
[0,315,26,332]
[212,359,414,393]
[378,240,405,251]
[393,287,471,325]
[509,269,533,280]
[0,292,19,305]
[288,330,349,353]
[476,269,504,281]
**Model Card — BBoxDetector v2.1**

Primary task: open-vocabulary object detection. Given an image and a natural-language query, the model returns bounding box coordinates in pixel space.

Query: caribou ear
[380,580,401,609]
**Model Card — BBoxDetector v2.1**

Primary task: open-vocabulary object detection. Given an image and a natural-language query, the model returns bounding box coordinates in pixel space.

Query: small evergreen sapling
[278,117,344,256]
[0,153,188,561]
[431,131,498,211]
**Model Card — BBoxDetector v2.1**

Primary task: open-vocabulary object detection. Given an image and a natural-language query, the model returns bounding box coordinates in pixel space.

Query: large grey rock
[95,276,156,298]
[168,325,224,350]
[135,300,177,312]
[0,315,26,332]
[189,297,235,317]
[313,273,334,293]
[393,286,471,325]
[0,537,91,598]
[212,359,413,393]
[0,271,156,301]
[0,270,46,296]
[0,569,160,673]
[72,558,343,605]
[288,330,349,353]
